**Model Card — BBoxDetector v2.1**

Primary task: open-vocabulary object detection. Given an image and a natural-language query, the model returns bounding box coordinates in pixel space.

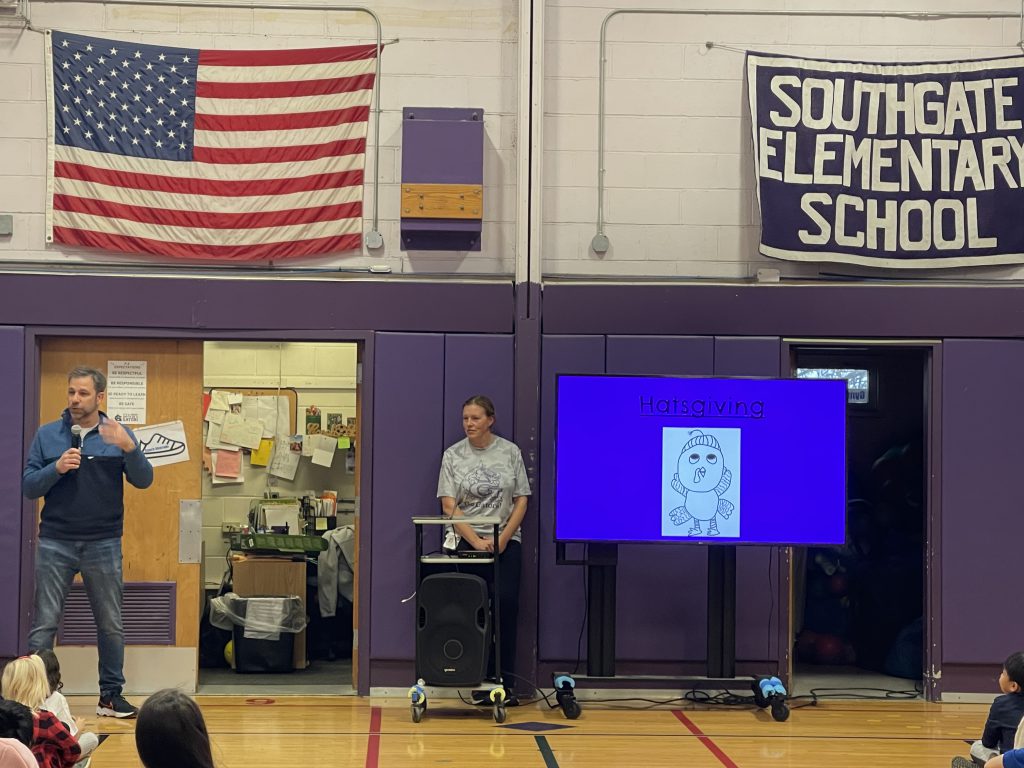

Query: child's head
[1001,652,1024,694]
[32,650,61,697]
[0,700,33,747]
[135,689,215,768]
[0,739,36,768]
[0,656,50,711]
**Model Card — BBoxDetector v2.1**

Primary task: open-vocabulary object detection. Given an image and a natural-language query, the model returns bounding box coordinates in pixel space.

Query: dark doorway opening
[791,345,927,692]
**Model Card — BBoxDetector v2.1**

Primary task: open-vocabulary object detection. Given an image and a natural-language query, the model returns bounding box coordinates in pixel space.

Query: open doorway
[790,345,928,696]
[196,341,360,694]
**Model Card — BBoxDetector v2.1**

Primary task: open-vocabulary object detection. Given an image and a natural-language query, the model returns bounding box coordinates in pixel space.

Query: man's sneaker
[97,694,138,718]
[951,757,980,768]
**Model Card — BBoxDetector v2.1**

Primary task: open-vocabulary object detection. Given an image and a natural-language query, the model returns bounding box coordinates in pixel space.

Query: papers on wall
[269,434,302,481]
[310,434,337,468]
[214,449,242,478]
[209,390,231,413]
[106,360,147,426]
[219,412,264,450]
[241,396,291,438]
[301,435,316,457]
[205,421,236,451]
[250,438,273,467]
[134,420,190,467]
[210,450,244,485]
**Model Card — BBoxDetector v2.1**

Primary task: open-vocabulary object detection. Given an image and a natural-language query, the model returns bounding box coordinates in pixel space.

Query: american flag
[46,31,377,260]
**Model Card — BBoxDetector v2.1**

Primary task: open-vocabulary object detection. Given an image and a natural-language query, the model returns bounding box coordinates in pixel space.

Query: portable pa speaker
[416,573,490,686]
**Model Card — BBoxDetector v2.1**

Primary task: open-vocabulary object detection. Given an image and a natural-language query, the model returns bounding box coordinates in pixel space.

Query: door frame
[21,327,377,695]
[781,338,942,701]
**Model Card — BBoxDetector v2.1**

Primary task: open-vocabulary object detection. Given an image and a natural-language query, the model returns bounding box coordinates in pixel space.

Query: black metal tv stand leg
[586,543,618,678]
[707,545,736,679]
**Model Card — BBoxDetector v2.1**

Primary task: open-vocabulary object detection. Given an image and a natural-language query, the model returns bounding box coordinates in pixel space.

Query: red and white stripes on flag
[46,32,377,260]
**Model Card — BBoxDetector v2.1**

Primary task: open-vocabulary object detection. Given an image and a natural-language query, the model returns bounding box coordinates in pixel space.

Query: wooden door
[38,338,203,678]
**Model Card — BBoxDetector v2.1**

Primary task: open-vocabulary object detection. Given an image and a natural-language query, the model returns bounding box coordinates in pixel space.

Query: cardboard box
[232,556,307,670]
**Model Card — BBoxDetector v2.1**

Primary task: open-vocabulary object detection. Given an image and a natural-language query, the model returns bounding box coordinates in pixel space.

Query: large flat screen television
[555,374,847,545]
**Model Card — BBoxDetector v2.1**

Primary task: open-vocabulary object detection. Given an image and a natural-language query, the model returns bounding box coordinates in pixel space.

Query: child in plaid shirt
[0,657,81,768]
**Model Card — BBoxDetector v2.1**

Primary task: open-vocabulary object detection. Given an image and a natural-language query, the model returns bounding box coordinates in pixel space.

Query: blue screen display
[555,375,847,545]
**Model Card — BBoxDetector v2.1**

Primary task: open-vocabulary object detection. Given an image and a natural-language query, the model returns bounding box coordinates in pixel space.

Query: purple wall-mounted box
[400,107,484,251]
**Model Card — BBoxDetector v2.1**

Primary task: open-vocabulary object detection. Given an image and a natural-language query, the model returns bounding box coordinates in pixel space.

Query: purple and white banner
[747,53,1024,268]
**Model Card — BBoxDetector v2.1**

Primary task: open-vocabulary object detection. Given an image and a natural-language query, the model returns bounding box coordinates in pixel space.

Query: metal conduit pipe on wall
[25,0,387,250]
[591,5,1024,255]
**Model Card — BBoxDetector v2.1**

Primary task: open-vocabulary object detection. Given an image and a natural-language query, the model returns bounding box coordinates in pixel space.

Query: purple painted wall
[367,332,515,678]
[941,340,1024,665]
[369,333,445,663]
[0,326,25,657]
[0,275,513,333]
[713,337,783,663]
[543,283,1024,338]
[538,335,604,661]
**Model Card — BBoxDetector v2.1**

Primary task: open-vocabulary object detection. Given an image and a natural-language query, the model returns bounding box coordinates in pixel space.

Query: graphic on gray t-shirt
[437,435,531,542]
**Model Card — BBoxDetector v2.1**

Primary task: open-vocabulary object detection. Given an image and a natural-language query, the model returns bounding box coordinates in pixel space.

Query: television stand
[555,543,774,694]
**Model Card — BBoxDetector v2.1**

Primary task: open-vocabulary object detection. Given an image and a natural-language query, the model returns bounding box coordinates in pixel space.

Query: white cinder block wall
[0,1,518,274]
[201,341,358,587]
[543,0,1024,279]
[3,1,1024,278]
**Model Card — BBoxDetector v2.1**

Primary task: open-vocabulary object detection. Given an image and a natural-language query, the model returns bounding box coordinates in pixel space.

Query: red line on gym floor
[365,706,382,768]
[673,710,739,768]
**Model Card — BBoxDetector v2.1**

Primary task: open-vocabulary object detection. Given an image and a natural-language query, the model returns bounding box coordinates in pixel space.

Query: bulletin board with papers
[204,388,298,483]
[208,388,297,435]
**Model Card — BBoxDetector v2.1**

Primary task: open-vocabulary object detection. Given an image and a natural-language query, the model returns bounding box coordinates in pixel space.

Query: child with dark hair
[0,700,33,748]
[952,652,1024,768]
[34,651,98,761]
[0,700,35,768]
[135,689,215,768]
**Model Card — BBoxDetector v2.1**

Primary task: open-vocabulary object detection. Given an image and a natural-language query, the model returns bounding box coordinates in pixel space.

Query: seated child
[0,699,36,767]
[0,739,36,768]
[135,688,215,768]
[0,701,33,749]
[952,652,1024,768]
[34,651,98,760]
[1,657,81,768]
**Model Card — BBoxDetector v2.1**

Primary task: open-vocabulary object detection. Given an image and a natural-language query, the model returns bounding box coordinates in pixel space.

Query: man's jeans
[27,537,125,699]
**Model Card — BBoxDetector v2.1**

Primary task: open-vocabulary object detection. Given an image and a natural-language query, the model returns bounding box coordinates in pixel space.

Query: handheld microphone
[70,424,82,450]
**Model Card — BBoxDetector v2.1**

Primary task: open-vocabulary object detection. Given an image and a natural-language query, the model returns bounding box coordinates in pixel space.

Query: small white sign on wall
[106,360,147,426]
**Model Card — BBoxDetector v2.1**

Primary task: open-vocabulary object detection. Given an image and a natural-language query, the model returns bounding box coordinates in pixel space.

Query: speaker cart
[408,515,508,723]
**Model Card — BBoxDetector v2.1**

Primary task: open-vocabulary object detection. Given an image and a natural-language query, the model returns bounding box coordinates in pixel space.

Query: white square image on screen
[661,427,740,538]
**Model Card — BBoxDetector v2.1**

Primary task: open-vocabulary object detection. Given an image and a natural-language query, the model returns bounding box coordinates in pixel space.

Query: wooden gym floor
[69,694,984,767]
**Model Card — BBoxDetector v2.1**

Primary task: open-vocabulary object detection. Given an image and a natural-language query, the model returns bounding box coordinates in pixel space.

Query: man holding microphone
[22,366,153,718]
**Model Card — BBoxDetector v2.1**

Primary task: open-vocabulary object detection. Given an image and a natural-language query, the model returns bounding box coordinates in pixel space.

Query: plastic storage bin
[209,593,307,673]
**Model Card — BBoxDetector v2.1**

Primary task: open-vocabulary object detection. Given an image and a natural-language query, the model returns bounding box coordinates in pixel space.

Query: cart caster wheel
[562,699,581,720]
[494,704,507,723]
[408,684,427,706]
[411,704,425,723]
[771,700,790,722]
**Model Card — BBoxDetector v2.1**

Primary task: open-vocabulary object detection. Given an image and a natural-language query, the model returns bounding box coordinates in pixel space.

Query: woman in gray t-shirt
[436,395,531,702]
